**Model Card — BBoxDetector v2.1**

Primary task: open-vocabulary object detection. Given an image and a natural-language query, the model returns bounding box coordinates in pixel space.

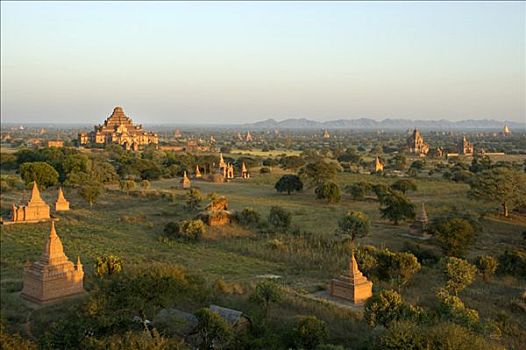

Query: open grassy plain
[1,168,525,347]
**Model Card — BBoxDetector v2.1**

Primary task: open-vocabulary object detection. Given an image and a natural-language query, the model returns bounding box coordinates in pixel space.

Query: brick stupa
[241,162,250,179]
[21,221,85,304]
[195,165,202,178]
[180,171,191,189]
[10,182,51,223]
[330,253,372,304]
[373,156,384,173]
[409,203,429,236]
[54,187,70,212]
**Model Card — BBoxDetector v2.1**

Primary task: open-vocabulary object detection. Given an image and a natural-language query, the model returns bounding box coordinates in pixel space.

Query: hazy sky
[1,1,525,124]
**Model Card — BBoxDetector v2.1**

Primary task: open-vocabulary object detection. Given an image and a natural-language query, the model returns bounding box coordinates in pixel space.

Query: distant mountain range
[243,118,525,130]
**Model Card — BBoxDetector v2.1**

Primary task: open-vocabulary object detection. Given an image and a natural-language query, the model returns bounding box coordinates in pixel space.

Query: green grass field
[1,171,525,346]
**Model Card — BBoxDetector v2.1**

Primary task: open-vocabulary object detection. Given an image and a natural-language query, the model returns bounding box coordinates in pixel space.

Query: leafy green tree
[95,255,123,278]
[427,322,499,350]
[0,153,18,171]
[185,188,203,210]
[390,179,418,195]
[376,320,425,350]
[337,148,362,164]
[194,308,233,350]
[433,218,476,257]
[469,156,492,173]
[364,290,405,327]
[268,206,292,232]
[376,250,422,289]
[474,255,497,281]
[410,160,425,170]
[497,250,526,278]
[436,288,480,327]
[298,161,338,187]
[372,183,390,202]
[337,210,370,244]
[251,279,283,319]
[79,181,103,209]
[468,167,526,217]
[275,174,303,195]
[345,182,372,200]
[292,316,328,350]
[0,322,36,350]
[19,162,59,188]
[379,191,415,225]
[315,181,341,204]
[443,257,477,295]
[90,160,119,184]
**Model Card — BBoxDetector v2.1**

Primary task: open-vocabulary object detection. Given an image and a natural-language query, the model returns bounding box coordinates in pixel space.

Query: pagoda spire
[417,203,429,224]
[76,256,83,272]
[57,187,66,201]
[29,181,44,203]
[40,221,68,265]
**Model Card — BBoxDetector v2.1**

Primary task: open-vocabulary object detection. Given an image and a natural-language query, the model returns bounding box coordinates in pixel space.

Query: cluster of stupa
[408,124,510,158]
[21,221,85,304]
[218,153,249,180]
[237,131,253,142]
[178,153,250,189]
[3,182,70,225]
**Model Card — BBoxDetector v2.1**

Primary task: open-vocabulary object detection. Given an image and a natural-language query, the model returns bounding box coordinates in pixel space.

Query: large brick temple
[407,129,430,156]
[78,106,159,150]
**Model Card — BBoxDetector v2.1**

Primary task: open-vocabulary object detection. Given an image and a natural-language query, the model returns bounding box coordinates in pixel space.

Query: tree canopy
[275,174,303,195]
[468,167,526,217]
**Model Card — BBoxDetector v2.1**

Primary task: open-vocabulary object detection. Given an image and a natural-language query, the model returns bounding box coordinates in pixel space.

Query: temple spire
[40,221,67,265]
[29,181,44,203]
[76,256,83,272]
[57,187,65,201]
[417,203,428,223]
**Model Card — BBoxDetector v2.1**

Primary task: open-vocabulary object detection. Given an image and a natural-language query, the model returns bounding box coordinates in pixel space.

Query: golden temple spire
[40,221,67,265]
[29,181,44,203]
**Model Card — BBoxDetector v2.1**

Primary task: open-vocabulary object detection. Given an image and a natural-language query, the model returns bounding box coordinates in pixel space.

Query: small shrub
[178,219,206,241]
[474,255,497,281]
[236,208,261,227]
[292,316,328,350]
[267,239,287,251]
[163,220,206,241]
[497,250,526,278]
[268,206,292,233]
